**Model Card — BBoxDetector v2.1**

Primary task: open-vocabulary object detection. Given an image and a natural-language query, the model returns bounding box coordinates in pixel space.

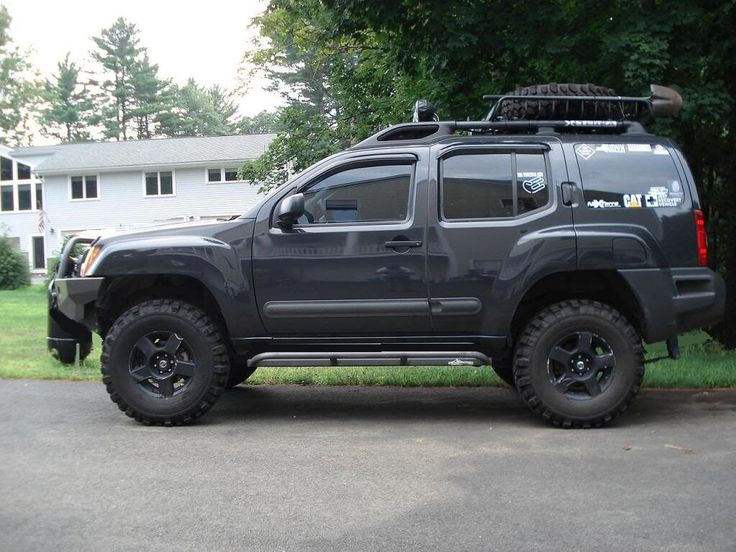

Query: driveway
[1,379,735,551]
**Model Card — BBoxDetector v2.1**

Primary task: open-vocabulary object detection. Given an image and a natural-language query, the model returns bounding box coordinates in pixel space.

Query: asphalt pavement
[1,379,735,552]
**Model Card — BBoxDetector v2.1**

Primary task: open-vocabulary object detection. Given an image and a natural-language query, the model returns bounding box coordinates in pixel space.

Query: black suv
[48,84,725,427]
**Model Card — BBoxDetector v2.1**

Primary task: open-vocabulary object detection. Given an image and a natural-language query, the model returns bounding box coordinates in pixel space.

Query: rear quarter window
[575,143,688,210]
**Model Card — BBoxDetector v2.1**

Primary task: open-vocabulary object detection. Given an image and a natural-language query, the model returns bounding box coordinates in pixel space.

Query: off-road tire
[498,83,638,121]
[101,299,230,426]
[227,365,257,388]
[492,357,515,387]
[513,300,644,428]
[52,338,92,364]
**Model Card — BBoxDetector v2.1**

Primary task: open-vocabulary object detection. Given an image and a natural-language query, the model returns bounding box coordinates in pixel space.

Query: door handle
[561,181,577,206]
[385,240,423,249]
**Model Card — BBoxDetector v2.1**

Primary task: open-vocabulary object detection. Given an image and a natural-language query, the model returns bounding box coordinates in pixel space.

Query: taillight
[694,209,708,267]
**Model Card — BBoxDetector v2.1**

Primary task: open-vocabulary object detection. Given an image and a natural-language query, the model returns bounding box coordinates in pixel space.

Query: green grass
[1,285,734,388]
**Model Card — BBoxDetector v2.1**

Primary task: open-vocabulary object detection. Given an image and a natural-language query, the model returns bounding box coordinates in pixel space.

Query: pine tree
[130,53,171,139]
[40,53,96,142]
[157,79,239,137]
[91,17,141,140]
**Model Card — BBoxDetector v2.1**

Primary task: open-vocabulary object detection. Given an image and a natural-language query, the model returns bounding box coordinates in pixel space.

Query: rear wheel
[513,300,644,428]
[101,299,230,426]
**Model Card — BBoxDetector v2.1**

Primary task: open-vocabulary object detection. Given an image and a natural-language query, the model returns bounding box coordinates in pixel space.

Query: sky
[3,0,283,141]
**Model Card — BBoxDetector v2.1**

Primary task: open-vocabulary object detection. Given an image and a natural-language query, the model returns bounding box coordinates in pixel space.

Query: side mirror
[276,193,305,228]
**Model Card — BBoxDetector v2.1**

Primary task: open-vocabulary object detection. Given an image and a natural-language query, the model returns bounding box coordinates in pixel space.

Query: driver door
[251,153,431,336]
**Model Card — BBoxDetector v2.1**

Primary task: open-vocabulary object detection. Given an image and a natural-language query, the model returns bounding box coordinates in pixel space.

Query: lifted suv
[48,84,725,427]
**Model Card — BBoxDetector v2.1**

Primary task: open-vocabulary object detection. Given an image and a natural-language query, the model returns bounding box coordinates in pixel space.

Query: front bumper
[50,277,104,330]
[619,267,726,342]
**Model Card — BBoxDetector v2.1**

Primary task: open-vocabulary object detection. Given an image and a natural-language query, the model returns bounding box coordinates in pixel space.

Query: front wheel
[101,299,230,426]
[513,300,644,428]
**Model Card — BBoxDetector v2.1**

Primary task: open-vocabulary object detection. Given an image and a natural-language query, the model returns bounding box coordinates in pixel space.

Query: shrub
[0,236,31,290]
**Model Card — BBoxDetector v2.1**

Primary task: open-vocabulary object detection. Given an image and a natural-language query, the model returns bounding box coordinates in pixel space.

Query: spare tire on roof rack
[494,82,645,121]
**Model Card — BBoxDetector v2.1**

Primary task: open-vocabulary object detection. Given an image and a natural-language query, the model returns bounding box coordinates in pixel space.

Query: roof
[10,134,275,175]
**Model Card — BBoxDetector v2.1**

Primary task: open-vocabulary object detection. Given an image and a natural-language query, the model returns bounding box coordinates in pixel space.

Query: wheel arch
[509,270,646,344]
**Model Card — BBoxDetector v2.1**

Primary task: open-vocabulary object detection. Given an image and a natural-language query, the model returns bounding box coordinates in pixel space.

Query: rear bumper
[619,267,726,342]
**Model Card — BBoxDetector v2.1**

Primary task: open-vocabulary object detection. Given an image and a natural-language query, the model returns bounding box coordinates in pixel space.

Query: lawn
[1,285,734,388]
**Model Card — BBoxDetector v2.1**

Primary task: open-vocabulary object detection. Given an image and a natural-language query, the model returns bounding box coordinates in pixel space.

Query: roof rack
[350,84,681,150]
[483,84,682,121]
[351,119,647,150]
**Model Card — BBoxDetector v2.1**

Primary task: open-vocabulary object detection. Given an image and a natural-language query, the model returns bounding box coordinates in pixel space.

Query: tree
[157,79,240,137]
[129,53,171,139]
[40,53,97,142]
[91,17,142,140]
[0,6,38,145]
[236,110,280,134]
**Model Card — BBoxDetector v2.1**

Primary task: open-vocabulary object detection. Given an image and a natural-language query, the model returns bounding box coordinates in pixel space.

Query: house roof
[10,134,275,175]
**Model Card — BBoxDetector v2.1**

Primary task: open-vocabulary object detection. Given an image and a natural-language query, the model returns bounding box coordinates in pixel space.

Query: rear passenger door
[426,142,576,336]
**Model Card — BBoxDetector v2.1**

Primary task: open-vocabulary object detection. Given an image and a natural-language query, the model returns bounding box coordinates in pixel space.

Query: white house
[0,134,275,277]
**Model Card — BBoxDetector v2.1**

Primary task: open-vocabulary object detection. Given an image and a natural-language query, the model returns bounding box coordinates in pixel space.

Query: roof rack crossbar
[483,84,682,120]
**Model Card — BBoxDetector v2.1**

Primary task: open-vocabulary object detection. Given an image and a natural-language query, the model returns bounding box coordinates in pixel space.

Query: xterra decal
[519,172,546,194]
[627,144,652,153]
[653,144,670,155]
[586,199,621,209]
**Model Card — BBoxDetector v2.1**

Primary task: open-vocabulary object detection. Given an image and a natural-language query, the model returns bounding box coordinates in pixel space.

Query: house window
[145,171,174,196]
[1,185,12,211]
[18,184,32,211]
[207,168,241,183]
[207,168,222,182]
[70,176,98,200]
[1,156,12,181]
[36,183,43,209]
[17,162,31,180]
[31,236,45,270]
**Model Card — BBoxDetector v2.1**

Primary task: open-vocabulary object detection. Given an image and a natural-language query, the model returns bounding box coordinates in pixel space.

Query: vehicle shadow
[205,384,537,425]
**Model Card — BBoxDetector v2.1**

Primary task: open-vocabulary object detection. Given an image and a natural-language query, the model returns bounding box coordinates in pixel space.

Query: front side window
[71,176,98,200]
[145,171,174,196]
[441,151,549,220]
[18,184,31,210]
[297,163,413,225]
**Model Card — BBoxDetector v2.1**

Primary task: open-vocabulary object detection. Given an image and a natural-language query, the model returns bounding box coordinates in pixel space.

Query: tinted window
[71,176,84,199]
[17,162,31,180]
[18,184,31,210]
[516,153,549,214]
[575,143,687,209]
[442,152,549,219]
[1,185,13,211]
[299,163,412,224]
[85,176,98,199]
[0,157,11,181]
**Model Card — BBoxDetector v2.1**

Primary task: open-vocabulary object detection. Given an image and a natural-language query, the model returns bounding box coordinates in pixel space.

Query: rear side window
[441,152,549,220]
[575,143,687,209]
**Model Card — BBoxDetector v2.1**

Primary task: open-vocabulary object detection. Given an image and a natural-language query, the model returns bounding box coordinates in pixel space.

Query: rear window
[575,143,687,209]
